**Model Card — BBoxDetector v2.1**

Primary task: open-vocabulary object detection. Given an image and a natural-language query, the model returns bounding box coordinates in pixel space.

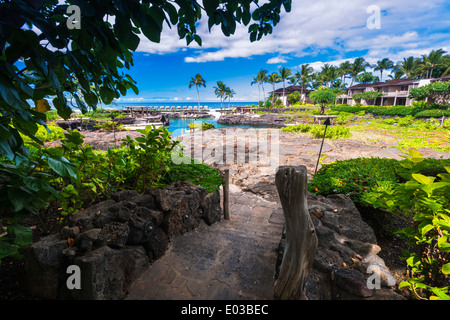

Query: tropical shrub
[309,87,339,114]
[309,125,351,139]
[362,150,450,300]
[331,104,450,118]
[188,122,216,131]
[288,91,301,104]
[396,115,416,127]
[282,124,350,139]
[95,120,126,131]
[414,109,450,118]
[0,125,213,263]
[282,124,312,133]
[164,162,223,194]
[21,124,65,143]
[353,91,385,105]
[120,126,180,193]
[201,122,216,130]
[335,112,353,124]
[308,157,401,204]
[274,98,283,107]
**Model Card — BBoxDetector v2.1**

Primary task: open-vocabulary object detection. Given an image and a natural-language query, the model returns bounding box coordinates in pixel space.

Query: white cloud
[135,0,448,65]
[267,57,288,64]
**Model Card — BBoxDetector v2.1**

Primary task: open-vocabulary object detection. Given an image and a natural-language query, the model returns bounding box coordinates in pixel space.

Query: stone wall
[23,181,222,300]
[275,193,406,300]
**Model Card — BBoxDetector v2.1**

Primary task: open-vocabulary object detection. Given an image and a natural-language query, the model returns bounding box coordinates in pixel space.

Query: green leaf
[442,263,450,275]
[165,2,179,25]
[7,186,34,212]
[421,224,434,236]
[47,156,78,179]
[6,224,32,248]
[0,240,19,260]
[412,173,434,185]
[430,287,450,300]
[203,0,219,15]
[0,74,29,111]
[52,96,72,120]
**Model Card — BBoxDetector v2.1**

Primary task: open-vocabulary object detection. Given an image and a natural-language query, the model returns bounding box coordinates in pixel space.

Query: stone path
[125,184,284,300]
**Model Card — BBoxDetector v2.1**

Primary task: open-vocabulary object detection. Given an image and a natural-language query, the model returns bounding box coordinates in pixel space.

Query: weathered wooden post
[274,166,318,300]
[222,169,230,220]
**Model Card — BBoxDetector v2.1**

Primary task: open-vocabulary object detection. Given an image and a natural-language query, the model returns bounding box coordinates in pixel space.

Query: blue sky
[116,0,450,104]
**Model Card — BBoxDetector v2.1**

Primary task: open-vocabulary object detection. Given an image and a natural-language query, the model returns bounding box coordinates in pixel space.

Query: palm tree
[393,56,419,79]
[257,70,268,101]
[279,67,292,105]
[423,49,447,78]
[387,70,404,80]
[213,81,227,109]
[295,64,314,98]
[320,64,340,88]
[339,61,352,86]
[310,73,324,90]
[189,74,206,108]
[251,76,261,102]
[266,72,281,105]
[441,55,450,76]
[355,72,379,84]
[225,87,236,108]
[374,58,394,82]
[349,57,371,87]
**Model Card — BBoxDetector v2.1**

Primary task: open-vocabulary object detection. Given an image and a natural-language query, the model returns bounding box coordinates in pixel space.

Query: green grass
[348,117,450,152]
[282,124,351,139]
[165,161,223,194]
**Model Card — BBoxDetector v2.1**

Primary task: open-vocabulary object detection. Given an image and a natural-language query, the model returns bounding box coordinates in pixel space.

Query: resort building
[339,74,450,106]
[271,85,313,106]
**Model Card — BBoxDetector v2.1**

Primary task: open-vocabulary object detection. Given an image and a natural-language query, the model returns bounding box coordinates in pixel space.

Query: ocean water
[113,101,257,110]
[112,101,261,138]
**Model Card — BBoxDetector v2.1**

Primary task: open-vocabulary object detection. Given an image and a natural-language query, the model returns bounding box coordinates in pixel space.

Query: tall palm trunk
[196,85,200,108]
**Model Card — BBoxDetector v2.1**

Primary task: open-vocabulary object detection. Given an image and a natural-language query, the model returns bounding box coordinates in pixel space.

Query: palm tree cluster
[252,48,450,105]
[390,49,450,80]
[214,81,235,109]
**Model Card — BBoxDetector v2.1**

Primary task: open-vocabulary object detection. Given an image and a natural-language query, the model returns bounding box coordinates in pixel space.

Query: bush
[288,91,301,104]
[282,124,351,139]
[95,120,125,131]
[164,162,223,194]
[308,157,401,204]
[382,118,397,125]
[282,124,311,133]
[396,115,415,127]
[189,122,216,131]
[22,124,65,143]
[362,150,450,300]
[335,112,353,124]
[309,125,351,139]
[414,109,450,118]
[309,155,450,204]
[201,122,215,130]
[331,104,449,118]
[274,98,283,107]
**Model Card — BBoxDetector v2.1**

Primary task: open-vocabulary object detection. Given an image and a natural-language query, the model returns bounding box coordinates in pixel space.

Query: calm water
[114,101,257,110]
[113,101,272,138]
[164,117,271,138]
